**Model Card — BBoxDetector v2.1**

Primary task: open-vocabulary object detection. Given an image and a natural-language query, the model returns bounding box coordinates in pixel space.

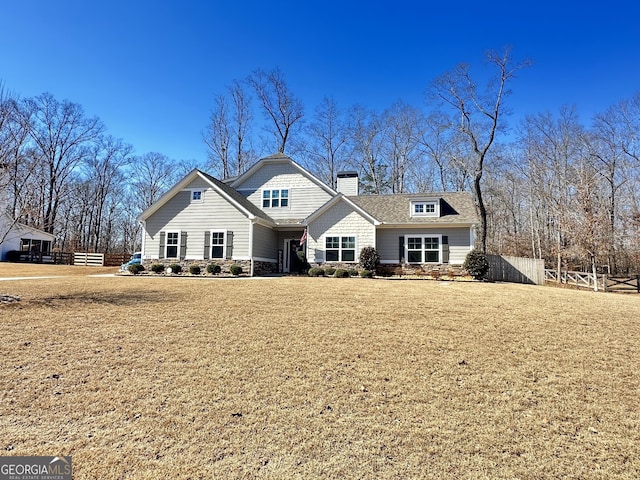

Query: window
[406,235,440,263]
[211,231,225,259]
[20,239,51,255]
[191,190,203,203]
[325,236,356,262]
[262,189,289,208]
[166,232,179,258]
[411,200,438,217]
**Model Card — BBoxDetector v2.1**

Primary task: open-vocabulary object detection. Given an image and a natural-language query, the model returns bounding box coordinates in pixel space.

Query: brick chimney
[336,171,359,196]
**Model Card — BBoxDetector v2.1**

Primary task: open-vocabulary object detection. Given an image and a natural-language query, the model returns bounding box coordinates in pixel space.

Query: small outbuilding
[0,212,56,262]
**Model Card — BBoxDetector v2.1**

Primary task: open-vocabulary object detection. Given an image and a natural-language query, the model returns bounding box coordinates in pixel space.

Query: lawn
[1,266,639,479]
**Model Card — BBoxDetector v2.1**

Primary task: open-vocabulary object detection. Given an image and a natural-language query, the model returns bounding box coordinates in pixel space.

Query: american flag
[300,229,307,245]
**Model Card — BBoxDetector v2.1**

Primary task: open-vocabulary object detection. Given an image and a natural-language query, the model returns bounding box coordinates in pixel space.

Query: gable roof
[137,169,275,225]
[349,192,478,225]
[304,193,381,225]
[0,212,56,239]
[229,153,337,196]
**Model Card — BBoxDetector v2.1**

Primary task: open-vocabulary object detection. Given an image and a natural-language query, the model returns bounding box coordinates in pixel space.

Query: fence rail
[544,269,639,293]
[606,276,640,293]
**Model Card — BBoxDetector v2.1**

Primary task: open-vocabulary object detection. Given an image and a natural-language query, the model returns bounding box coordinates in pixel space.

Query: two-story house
[137,153,478,275]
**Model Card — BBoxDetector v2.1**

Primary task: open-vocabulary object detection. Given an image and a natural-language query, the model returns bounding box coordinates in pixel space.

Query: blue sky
[2,0,639,163]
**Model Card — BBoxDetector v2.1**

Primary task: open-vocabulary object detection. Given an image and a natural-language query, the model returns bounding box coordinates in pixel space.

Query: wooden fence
[72,252,130,267]
[73,252,105,266]
[605,275,639,293]
[486,255,545,285]
[544,269,639,293]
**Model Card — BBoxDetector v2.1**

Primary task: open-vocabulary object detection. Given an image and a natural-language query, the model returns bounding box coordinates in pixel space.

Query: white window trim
[165,230,181,259]
[210,229,227,259]
[324,235,357,263]
[405,234,442,264]
[261,188,290,208]
[410,200,439,217]
[190,189,204,203]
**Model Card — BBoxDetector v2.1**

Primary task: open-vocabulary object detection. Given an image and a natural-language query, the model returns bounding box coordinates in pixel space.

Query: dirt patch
[0,294,20,304]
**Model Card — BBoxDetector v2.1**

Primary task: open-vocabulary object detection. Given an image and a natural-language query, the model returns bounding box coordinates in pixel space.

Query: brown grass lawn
[1,265,639,479]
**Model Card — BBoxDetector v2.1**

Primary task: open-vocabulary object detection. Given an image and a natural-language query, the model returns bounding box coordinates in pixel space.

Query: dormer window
[411,200,439,217]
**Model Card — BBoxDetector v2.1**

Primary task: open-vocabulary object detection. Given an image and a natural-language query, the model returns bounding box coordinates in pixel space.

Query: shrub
[230,264,243,276]
[189,265,201,275]
[308,267,325,277]
[359,246,380,271]
[128,264,145,275]
[150,263,165,274]
[334,268,350,278]
[348,269,359,277]
[168,263,182,274]
[296,251,311,273]
[463,250,490,279]
[360,269,374,278]
[6,250,22,262]
[206,263,222,274]
[324,267,336,276]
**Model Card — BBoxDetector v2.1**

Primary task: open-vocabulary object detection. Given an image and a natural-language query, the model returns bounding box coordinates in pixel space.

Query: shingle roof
[349,192,478,225]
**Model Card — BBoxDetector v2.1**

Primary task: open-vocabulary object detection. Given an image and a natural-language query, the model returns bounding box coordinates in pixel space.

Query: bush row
[140,263,243,276]
[307,267,373,278]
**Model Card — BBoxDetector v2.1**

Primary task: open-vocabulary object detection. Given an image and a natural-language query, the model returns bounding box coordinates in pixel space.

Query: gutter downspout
[140,220,146,258]
[249,219,255,277]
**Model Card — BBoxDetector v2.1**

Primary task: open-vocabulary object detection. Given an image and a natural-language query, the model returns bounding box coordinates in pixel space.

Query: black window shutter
[226,231,233,259]
[442,235,449,263]
[399,236,405,264]
[159,232,166,258]
[204,231,210,260]
[180,232,187,259]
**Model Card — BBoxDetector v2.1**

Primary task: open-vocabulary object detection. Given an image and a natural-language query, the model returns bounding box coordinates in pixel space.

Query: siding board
[235,162,333,220]
[144,188,251,260]
[377,227,472,264]
[307,200,376,264]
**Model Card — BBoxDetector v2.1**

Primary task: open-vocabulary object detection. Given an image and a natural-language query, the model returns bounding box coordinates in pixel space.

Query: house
[137,153,478,275]
[0,211,56,262]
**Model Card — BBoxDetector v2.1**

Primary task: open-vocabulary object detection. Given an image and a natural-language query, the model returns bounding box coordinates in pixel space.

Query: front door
[283,239,301,273]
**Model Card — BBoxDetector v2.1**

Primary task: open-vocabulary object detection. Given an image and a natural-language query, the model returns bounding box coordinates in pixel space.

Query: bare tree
[203,80,257,178]
[519,107,587,271]
[229,79,257,175]
[84,136,133,251]
[129,152,177,212]
[248,67,304,154]
[432,48,530,252]
[26,92,104,234]
[589,108,631,272]
[203,93,232,178]
[304,97,349,188]
[382,100,424,193]
[346,105,389,194]
[0,85,35,221]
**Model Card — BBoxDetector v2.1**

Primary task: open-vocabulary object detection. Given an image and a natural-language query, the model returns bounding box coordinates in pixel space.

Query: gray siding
[235,162,333,220]
[143,186,252,260]
[252,223,279,261]
[377,226,473,264]
[307,201,376,263]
